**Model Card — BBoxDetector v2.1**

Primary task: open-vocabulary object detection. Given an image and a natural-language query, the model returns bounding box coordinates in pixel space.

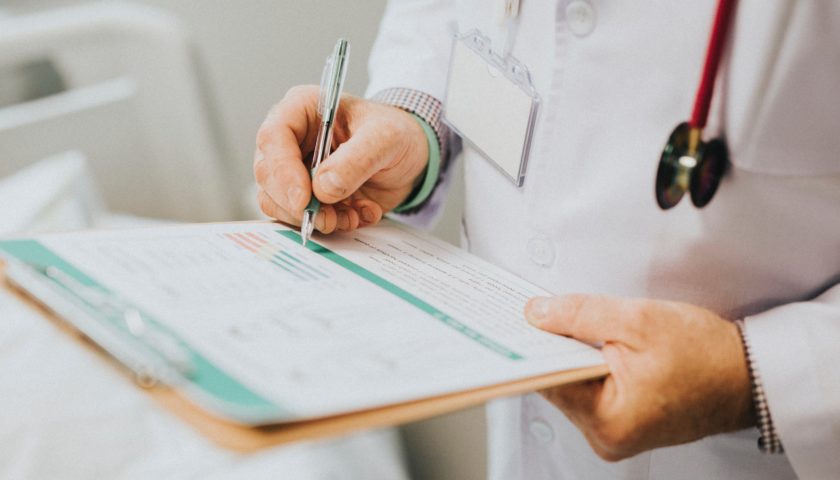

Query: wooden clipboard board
[1,263,609,453]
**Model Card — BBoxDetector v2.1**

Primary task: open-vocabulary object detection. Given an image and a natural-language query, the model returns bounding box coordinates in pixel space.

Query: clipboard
[0,225,609,453]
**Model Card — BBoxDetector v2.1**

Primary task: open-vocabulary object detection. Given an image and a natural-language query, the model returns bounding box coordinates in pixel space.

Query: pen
[301,38,350,246]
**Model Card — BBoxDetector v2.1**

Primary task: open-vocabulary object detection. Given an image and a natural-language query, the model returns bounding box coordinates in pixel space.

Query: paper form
[26,221,603,420]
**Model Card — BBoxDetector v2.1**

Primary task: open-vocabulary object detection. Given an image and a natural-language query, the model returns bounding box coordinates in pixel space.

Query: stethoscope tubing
[690,0,737,130]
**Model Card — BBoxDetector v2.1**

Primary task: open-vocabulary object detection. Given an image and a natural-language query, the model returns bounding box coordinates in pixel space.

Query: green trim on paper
[277,230,523,360]
[0,239,282,417]
[1,239,98,286]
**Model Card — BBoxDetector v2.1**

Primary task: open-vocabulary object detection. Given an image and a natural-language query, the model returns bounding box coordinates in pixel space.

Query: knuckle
[255,123,275,151]
[559,293,588,324]
[622,299,651,335]
[566,293,588,306]
[253,156,272,186]
[561,293,588,310]
[257,192,277,218]
[284,84,312,100]
[624,299,649,320]
[285,85,304,97]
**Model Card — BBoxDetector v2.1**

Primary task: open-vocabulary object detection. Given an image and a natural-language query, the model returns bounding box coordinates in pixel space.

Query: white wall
[0,1,480,479]
[127,0,389,199]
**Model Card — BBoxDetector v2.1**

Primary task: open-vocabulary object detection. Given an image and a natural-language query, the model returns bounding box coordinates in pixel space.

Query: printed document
[11,221,604,420]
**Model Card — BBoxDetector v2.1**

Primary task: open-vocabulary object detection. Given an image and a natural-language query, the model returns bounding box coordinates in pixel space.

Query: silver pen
[301,38,350,246]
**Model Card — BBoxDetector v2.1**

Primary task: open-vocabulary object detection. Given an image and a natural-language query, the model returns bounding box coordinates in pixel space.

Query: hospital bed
[0,2,232,222]
[0,4,408,479]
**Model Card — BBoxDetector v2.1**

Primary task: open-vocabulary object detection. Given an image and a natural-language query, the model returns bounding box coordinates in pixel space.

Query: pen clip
[318,39,350,124]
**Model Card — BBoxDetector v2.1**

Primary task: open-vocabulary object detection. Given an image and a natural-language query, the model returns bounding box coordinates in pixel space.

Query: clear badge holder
[443,30,540,186]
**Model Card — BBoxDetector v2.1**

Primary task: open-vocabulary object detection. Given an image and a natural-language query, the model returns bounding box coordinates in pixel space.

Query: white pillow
[0,151,105,235]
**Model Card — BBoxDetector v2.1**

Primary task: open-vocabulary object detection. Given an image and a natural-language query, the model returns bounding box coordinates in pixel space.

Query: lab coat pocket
[723,0,840,176]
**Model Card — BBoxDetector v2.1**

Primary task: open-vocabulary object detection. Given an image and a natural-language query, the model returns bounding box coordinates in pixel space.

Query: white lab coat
[367,1,840,479]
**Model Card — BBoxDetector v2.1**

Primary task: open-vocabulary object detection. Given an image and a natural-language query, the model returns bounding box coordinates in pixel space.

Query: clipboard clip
[23,262,195,386]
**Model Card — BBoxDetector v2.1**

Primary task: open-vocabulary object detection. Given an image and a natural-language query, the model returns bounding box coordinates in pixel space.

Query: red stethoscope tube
[655,0,737,210]
[690,0,737,130]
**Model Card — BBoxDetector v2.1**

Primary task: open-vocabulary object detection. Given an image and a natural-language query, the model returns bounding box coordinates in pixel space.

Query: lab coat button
[566,0,596,37]
[529,419,555,444]
[527,234,555,267]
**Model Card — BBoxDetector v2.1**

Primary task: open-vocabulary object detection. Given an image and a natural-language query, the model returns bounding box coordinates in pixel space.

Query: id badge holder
[443,30,540,186]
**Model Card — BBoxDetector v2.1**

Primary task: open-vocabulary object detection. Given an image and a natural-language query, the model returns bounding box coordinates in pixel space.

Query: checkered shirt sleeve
[371,87,450,168]
[735,319,784,454]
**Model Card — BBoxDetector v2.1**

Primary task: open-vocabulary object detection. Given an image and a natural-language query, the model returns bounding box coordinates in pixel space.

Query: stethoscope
[655,0,736,210]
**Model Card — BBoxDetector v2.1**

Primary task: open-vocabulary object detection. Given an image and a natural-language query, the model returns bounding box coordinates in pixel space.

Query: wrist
[370,88,449,213]
[393,113,440,212]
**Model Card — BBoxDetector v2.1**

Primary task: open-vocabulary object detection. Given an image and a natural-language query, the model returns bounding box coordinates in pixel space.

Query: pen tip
[300,216,311,247]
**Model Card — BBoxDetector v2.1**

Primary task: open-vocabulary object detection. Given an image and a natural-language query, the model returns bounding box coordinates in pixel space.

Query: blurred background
[0,0,479,479]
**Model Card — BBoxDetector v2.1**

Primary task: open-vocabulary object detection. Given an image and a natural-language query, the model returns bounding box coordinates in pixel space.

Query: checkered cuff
[735,319,784,454]
[371,88,450,167]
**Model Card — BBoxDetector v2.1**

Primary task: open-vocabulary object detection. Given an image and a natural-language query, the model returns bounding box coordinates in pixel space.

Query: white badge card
[443,31,539,186]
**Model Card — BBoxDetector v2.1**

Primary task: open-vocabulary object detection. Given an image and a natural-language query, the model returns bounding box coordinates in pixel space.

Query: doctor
[254,1,840,478]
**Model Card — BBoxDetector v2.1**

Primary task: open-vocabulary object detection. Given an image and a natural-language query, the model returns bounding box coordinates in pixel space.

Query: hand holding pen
[253,39,431,242]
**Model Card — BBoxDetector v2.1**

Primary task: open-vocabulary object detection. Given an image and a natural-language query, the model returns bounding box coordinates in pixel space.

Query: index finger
[255,86,321,216]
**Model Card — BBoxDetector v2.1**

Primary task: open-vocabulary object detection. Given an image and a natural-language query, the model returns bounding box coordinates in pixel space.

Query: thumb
[312,123,390,204]
[525,294,626,344]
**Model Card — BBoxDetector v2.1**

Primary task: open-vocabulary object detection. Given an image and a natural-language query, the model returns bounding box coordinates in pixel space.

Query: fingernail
[361,206,375,223]
[287,186,305,209]
[315,211,326,231]
[526,297,550,325]
[320,171,346,196]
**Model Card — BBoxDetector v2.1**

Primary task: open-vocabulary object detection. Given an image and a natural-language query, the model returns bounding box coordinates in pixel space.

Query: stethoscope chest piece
[655,0,736,211]
[656,122,728,210]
